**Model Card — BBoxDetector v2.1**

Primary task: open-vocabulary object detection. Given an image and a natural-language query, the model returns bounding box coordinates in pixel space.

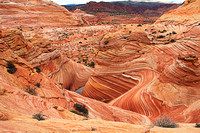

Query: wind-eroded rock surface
[0,28,152,132]
[155,0,200,24]
[0,0,200,132]
[0,0,84,29]
[82,0,200,123]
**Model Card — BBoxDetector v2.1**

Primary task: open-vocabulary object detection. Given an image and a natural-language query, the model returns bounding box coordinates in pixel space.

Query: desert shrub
[152,31,157,34]
[160,30,167,33]
[26,87,37,95]
[88,61,95,68]
[129,31,132,34]
[82,58,88,63]
[6,61,17,74]
[73,103,88,116]
[157,35,165,39]
[137,24,142,27]
[70,110,83,116]
[32,112,45,121]
[34,67,41,73]
[195,123,200,128]
[90,128,96,131]
[35,83,40,88]
[84,38,87,40]
[155,115,178,128]
[172,31,177,34]
[170,39,176,43]
[79,41,82,44]
[104,41,109,45]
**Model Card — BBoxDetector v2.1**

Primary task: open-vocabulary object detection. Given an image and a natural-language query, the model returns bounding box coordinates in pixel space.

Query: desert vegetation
[6,61,17,74]
[32,112,46,121]
[155,115,178,128]
[26,87,37,95]
[70,103,89,117]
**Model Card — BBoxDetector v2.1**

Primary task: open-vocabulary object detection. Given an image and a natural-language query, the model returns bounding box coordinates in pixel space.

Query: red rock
[155,0,200,24]
[0,0,84,29]
[81,1,200,123]
[0,28,150,126]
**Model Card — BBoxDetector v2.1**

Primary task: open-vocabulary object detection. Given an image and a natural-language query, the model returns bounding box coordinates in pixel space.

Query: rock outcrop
[82,0,200,123]
[0,0,200,132]
[0,28,151,126]
[0,0,84,29]
[155,0,200,24]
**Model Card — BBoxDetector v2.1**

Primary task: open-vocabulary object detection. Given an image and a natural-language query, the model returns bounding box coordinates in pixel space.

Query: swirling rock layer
[82,1,200,123]
[0,0,84,29]
[0,28,151,129]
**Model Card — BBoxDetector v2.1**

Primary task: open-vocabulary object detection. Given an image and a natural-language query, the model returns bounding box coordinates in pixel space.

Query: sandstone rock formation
[82,0,200,123]
[155,0,200,24]
[67,1,181,25]
[0,0,84,29]
[0,0,200,132]
[0,28,151,127]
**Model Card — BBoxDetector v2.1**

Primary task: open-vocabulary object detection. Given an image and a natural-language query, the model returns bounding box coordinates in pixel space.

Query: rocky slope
[155,0,200,24]
[0,0,84,29]
[0,0,200,132]
[82,0,200,123]
[0,28,152,131]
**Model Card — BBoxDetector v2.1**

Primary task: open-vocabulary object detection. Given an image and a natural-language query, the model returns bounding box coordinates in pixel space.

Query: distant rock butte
[71,1,180,15]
